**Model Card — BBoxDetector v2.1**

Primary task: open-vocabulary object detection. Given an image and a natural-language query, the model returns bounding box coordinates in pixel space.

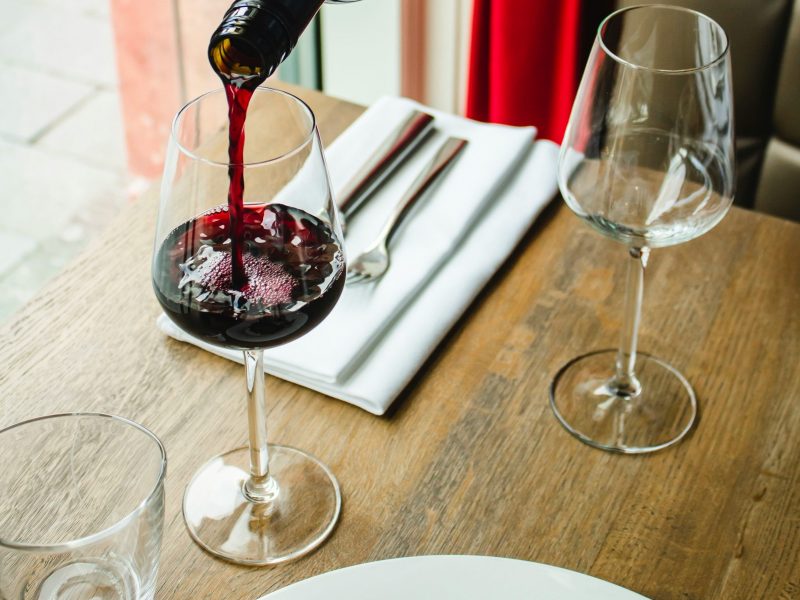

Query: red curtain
[465,0,584,143]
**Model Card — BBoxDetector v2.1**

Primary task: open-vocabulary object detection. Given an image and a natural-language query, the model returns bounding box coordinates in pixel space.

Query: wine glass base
[549,349,697,454]
[182,444,341,565]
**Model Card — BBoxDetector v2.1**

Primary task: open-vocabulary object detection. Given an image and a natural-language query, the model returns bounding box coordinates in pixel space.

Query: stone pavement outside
[0,0,140,322]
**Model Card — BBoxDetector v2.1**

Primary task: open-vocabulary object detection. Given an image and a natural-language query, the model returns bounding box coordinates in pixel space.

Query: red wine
[184,1,348,350]
[224,81,256,287]
[212,2,272,288]
[153,203,345,349]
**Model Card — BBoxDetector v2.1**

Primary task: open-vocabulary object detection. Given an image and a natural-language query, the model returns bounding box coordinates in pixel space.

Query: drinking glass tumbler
[0,413,167,600]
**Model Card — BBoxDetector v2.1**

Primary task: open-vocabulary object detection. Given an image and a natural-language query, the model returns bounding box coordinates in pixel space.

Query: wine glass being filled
[152,86,345,565]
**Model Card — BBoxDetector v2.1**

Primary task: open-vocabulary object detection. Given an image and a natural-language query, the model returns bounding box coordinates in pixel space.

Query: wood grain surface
[1,86,799,600]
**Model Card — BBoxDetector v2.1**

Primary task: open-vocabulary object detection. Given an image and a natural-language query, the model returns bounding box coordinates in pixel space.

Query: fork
[346,136,468,285]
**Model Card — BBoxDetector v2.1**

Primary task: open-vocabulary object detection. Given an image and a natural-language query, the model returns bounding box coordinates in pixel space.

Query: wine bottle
[209,0,359,86]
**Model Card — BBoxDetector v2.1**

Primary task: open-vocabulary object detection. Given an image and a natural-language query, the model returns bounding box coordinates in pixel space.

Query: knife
[338,109,435,224]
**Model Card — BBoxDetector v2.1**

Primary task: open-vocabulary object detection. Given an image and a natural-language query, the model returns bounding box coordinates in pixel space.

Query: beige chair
[617,0,800,222]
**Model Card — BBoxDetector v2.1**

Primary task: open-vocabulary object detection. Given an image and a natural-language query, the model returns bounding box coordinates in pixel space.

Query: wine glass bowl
[562,133,734,248]
[153,87,345,564]
[551,6,735,453]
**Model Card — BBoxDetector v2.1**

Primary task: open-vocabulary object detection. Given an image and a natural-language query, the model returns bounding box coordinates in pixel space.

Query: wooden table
[2,87,799,600]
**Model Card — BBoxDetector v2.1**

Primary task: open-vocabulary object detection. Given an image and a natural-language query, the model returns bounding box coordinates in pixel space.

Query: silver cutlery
[346,136,468,285]
[339,109,435,224]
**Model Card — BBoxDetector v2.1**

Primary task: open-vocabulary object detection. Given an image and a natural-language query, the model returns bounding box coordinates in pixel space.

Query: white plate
[260,555,650,599]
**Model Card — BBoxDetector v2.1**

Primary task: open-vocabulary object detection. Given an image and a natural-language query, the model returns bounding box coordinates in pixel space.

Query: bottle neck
[209,0,324,85]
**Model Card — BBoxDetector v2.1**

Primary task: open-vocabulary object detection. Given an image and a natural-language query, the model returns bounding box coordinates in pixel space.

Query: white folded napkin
[158,97,560,414]
[270,97,536,383]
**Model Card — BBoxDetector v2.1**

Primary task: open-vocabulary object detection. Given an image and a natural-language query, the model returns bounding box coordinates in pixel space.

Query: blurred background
[0,0,796,321]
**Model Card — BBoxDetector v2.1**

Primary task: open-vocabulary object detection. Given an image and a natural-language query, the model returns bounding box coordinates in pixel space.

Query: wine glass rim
[171,85,318,168]
[0,412,167,552]
[597,4,730,74]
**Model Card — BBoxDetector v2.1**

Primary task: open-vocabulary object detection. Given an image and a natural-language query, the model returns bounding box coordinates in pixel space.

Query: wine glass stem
[243,349,277,501]
[613,246,649,396]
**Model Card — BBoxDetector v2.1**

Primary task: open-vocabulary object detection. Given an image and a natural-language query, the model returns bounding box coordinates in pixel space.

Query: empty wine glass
[551,6,735,453]
[152,87,345,564]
